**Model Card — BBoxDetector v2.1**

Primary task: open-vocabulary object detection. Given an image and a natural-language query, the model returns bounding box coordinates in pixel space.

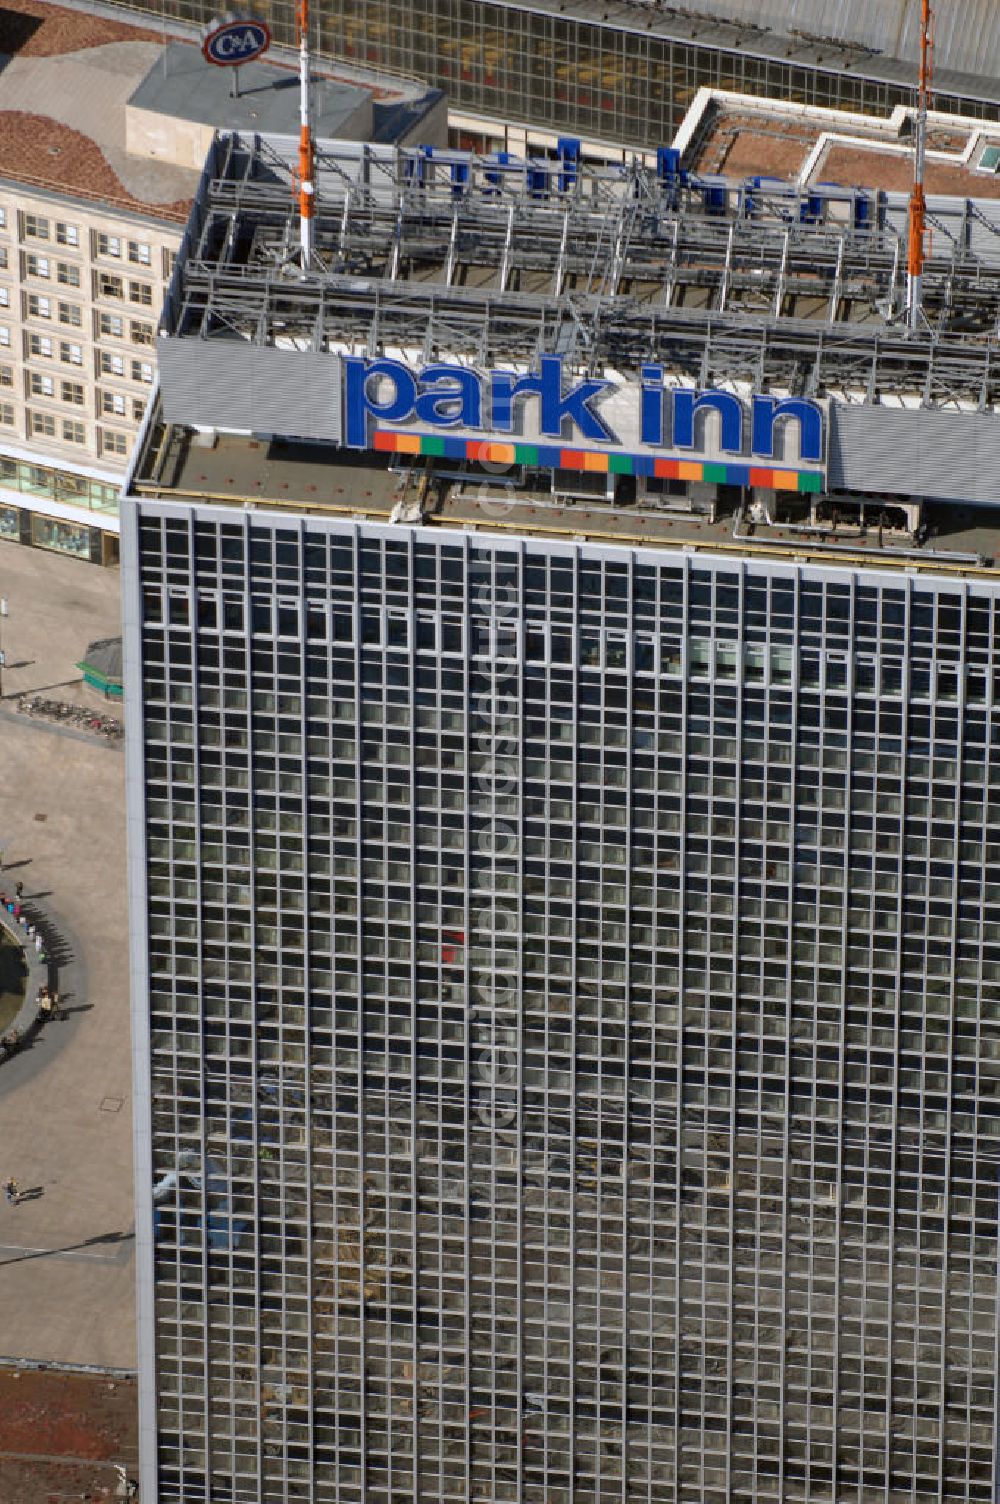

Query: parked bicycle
[12,694,123,740]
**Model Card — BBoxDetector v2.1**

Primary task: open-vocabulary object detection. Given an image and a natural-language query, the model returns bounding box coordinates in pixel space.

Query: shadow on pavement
[0,1229,134,1266]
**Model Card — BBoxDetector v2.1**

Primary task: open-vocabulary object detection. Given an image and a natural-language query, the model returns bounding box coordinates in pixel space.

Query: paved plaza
[0,544,134,1370]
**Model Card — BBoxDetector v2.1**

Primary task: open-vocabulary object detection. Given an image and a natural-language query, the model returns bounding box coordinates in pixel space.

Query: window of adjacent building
[99,427,128,456]
[28,333,52,358]
[58,301,82,327]
[23,214,49,240]
[163,248,177,277]
[100,351,125,377]
[99,311,124,338]
[56,261,80,288]
[25,253,50,279]
[27,294,50,319]
[60,380,84,406]
[59,340,82,366]
[101,390,126,417]
[28,409,55,437]
[55,221,79,247]
[0,327,9,347]
[131,359,153,385]
[0,401,12,427]
[96,232,122,259]
[128,240,151,265]
[62,417,85,445]
[132,397,146,422]
[130,320,154,346]
[0,208,7,230]
[98,272,124,299]
[0,286,9,308]
[0,365,11,387]
[0,248,7,271]
[129,280,153,307]
[29,372,54,398]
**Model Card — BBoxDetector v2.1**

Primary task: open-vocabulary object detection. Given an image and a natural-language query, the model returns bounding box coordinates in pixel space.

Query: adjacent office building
[125,135,1000,1502]
[0,0,442,565]
[119,0,1000,153]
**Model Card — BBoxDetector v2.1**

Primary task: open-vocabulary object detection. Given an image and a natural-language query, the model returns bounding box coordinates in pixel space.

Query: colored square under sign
[654,459,680,479]
[583,451,608,472]
[771,470,800,492]
[560,450,586,469]
[535,445,563,469]
[484,441,516,465]
[609,454,633,475]
[678,461,703,482]
[798,472,823,493]
[373,431,399,452]
[420,435,447,457]
[394,433,422,455]
[515,444,539,466]
[702,462,729,485]
[724,463,751,486]
[749,467,774,488]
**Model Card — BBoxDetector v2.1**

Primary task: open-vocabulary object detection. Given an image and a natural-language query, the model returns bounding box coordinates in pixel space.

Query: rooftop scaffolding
[161,134,1000,410]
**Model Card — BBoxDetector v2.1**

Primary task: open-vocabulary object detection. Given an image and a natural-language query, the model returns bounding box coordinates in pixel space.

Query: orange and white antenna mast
[905,0,933,331]
[296,0,315,267]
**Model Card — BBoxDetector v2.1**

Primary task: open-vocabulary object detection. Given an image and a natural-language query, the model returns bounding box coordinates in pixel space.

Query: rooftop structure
[680,88,1000,201]
[153,134,1000,514]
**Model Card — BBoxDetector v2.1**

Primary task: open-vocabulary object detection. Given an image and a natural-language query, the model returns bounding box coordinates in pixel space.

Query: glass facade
[0,456,119,515]
[121,0,998,148]
[130,504,1000,1504]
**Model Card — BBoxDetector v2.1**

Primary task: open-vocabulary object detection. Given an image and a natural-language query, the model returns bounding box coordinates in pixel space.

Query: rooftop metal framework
[162,133,1000,410]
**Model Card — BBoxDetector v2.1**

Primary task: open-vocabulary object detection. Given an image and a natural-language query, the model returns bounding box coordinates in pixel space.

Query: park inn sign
[342,354,828,491]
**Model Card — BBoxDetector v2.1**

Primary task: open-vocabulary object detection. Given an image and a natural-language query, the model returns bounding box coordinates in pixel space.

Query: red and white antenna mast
[905,0,933,331]
[296,0,315,267]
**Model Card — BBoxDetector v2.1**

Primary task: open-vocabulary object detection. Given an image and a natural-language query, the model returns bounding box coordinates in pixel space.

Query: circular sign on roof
[202,17,271,66]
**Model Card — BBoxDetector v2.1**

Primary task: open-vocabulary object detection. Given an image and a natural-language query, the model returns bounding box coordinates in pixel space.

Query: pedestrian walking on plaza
[14,882,22,901]
[3,1178,18,1206]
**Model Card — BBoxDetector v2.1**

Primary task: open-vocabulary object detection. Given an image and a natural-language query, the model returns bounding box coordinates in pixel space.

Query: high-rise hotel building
[125,134,1000,1503]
